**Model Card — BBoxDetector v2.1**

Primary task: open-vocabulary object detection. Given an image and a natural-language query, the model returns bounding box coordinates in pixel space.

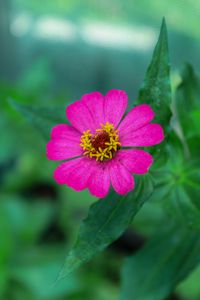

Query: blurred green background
[1,1,200,299]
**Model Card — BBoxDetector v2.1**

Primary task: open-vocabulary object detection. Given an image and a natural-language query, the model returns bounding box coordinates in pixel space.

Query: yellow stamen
[80,122,121,161]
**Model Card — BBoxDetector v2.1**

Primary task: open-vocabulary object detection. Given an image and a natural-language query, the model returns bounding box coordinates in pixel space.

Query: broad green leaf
[9,99,66,139]
[58,175,153,279]
[120,227,200,300]
[138,18,172,133]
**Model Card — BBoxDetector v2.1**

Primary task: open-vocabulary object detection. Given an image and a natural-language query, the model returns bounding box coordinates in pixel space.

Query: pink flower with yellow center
[46,90,164,198]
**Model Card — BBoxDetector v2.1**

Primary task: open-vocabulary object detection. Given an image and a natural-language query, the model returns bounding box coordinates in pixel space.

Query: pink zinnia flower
[46,90,164,198]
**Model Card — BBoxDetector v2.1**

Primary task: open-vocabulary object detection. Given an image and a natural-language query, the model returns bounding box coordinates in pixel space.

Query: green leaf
[58,175,153,279]
[120,227,200,300]
[151,132,200,230]
[176,64,200,121]
[138,18,172,133]
[175,64,200,141]
[9,99,66,139]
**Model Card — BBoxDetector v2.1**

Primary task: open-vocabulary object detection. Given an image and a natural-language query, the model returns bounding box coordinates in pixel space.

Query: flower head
[46,90,164,198]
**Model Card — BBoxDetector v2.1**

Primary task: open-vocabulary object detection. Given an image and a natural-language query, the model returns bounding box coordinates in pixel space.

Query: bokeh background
[1,1,200,299]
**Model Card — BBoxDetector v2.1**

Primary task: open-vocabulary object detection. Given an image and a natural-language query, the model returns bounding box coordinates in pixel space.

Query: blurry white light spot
[81,22,157,51]
[10,14,157,52]
[33,17,77,42]
[10,13,32,37]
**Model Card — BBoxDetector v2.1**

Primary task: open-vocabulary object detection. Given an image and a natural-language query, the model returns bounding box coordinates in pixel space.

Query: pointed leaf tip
[162,17,166,26]
[138,17,171,134]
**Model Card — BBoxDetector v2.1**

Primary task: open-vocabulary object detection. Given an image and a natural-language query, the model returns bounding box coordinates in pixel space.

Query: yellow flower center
[80,122,121,161]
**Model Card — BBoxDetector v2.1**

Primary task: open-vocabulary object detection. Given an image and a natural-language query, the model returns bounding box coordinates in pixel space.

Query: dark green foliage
[120,227,200,300]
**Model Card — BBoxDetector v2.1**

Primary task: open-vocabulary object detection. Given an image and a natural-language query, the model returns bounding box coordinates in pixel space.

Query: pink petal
[104,90,128,127]
[120,123,164,147]
[117,150,153,174]
[54,157,93,191]
[118,104,155,135]
[81,92,105,128]
[46,140,82,161]
[66,100,96,133]
[109,161,134,195]
[51,124,81,140]
[88,163,110,198]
